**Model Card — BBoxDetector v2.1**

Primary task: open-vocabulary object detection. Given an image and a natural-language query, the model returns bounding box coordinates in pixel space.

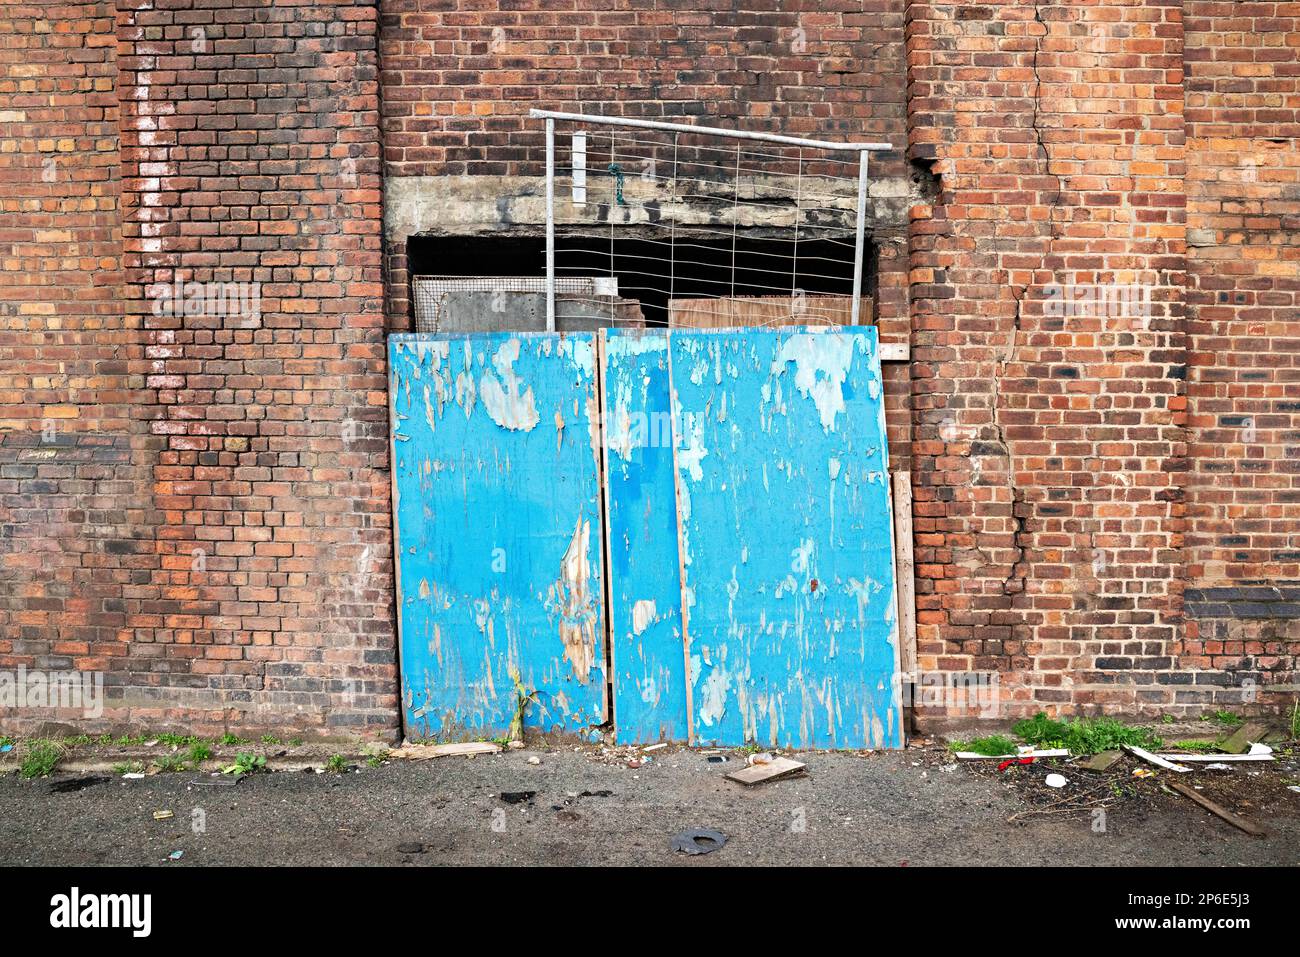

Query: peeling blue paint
[602,329,689,743]
[389,332,607,740]
[669,327,901,749]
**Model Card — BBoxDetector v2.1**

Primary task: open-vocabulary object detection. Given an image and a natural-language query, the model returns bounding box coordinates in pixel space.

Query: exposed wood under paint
[892,470,916,680]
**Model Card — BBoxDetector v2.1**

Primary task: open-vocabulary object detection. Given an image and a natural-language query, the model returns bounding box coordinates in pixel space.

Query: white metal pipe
[529,108,891,153]
[851,152,869,326]
[545,117,555,332]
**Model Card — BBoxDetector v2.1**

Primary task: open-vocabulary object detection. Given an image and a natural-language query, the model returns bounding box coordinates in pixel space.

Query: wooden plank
[1219,721,1275,754]
[955,749,1069,760]
[892,470,917,680]
[724,756,808,786]
[389,741,502,759]
[668,327,902,749]
[668,295,871,328]
[879,342,909,362]
[601,329,690,743]
[388,333,608,740]
[1155,746,1273,763]
[1124,745,1192,773]
[1077,750,1122,772]
[1167,780,1266,837]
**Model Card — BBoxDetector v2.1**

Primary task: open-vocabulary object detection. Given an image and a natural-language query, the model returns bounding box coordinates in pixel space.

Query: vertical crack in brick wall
[907,1,1191,718]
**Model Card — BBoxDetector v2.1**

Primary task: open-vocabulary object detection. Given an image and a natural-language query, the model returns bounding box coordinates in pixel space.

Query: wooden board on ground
[1167,779,1266,837]
[389,741,503,760]
[1124,745,1192,772]
[724,756,808,786]
[1219,722,1277,754]
[1077,750,1122,772]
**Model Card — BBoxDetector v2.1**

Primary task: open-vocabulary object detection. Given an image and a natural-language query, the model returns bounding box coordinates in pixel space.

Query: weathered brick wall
[907,1,1190,719]
[1,0,399,739]
[0,4,155,726]
[3,0,1296,739]
[1180,1,1299,703]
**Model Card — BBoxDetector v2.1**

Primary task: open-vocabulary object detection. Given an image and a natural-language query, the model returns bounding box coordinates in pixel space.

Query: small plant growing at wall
[187,742,212,765]
[217,733,243,746]
[18,740,63,779]
[153,753,187,774]
[325,754,347,773]
[113,761,145,775]
[222,753,265,775]
[261,734,281,745]
[948,735,1018,756]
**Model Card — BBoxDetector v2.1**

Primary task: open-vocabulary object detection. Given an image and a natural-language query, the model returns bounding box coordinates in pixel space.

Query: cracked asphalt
[2,745,1298,866]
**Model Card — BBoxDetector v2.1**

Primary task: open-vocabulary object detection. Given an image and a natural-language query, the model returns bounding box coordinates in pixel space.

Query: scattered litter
[1132,768,1156,779]
[956,749,1068,761]
[389,741,502,760]
[1159,744,1272,763]
[1077,750,1122,773]
[122,773,145,780]
[671,828,727,855]
[1044,774,1068,789]
[47,776,108,793]
[526,756,541,766]
[997,757,1035,773]
[725,756,807,786]
[498,791,536,805]
[642,743,668,753]
[144,739,159,747]
[1166,779,1265,837]
[747,752,774,766]
[707,755,728,764]
[1288,785,1300,794]
[507,739,525,750]
[1124,745,1191,773]
[940,763,957,773]
[167,850,183,862]
[1203,763,1233,771]
[152,810,174,821]
[0,744,12,753]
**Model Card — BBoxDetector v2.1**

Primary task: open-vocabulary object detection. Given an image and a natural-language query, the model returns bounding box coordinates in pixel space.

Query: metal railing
[530,109,891,331]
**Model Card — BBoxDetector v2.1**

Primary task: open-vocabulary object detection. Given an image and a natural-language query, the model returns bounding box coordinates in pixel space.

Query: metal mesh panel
[412,276,616,333]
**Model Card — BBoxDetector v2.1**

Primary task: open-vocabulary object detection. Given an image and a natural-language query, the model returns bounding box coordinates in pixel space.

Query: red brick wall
[907,0,1190,719]
[1,0,399,739]
[2,1,1296,738]
[1179,1,1300,701]
[0,4,150,724]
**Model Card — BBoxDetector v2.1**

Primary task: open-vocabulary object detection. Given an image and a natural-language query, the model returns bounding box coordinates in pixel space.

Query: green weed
[949,734,1018,756]
[18,740,63,779]
[1012,712,1162,754]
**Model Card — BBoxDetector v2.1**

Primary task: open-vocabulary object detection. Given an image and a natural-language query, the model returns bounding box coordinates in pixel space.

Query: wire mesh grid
[548,121,870,328]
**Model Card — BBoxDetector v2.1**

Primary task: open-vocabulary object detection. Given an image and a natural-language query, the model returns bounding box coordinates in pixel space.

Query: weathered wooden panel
[669,326,902,749]
[668,295,872,328]
[600,329,689,743]
[389,332,607,739]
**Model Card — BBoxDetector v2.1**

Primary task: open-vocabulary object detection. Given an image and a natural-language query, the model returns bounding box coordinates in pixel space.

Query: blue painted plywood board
[601,329,689,743]
[389,332,607,739]
[668,326,902,749]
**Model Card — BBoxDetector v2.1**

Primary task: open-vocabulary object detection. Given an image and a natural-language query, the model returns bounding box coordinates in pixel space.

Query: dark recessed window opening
[407,232,874,328]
